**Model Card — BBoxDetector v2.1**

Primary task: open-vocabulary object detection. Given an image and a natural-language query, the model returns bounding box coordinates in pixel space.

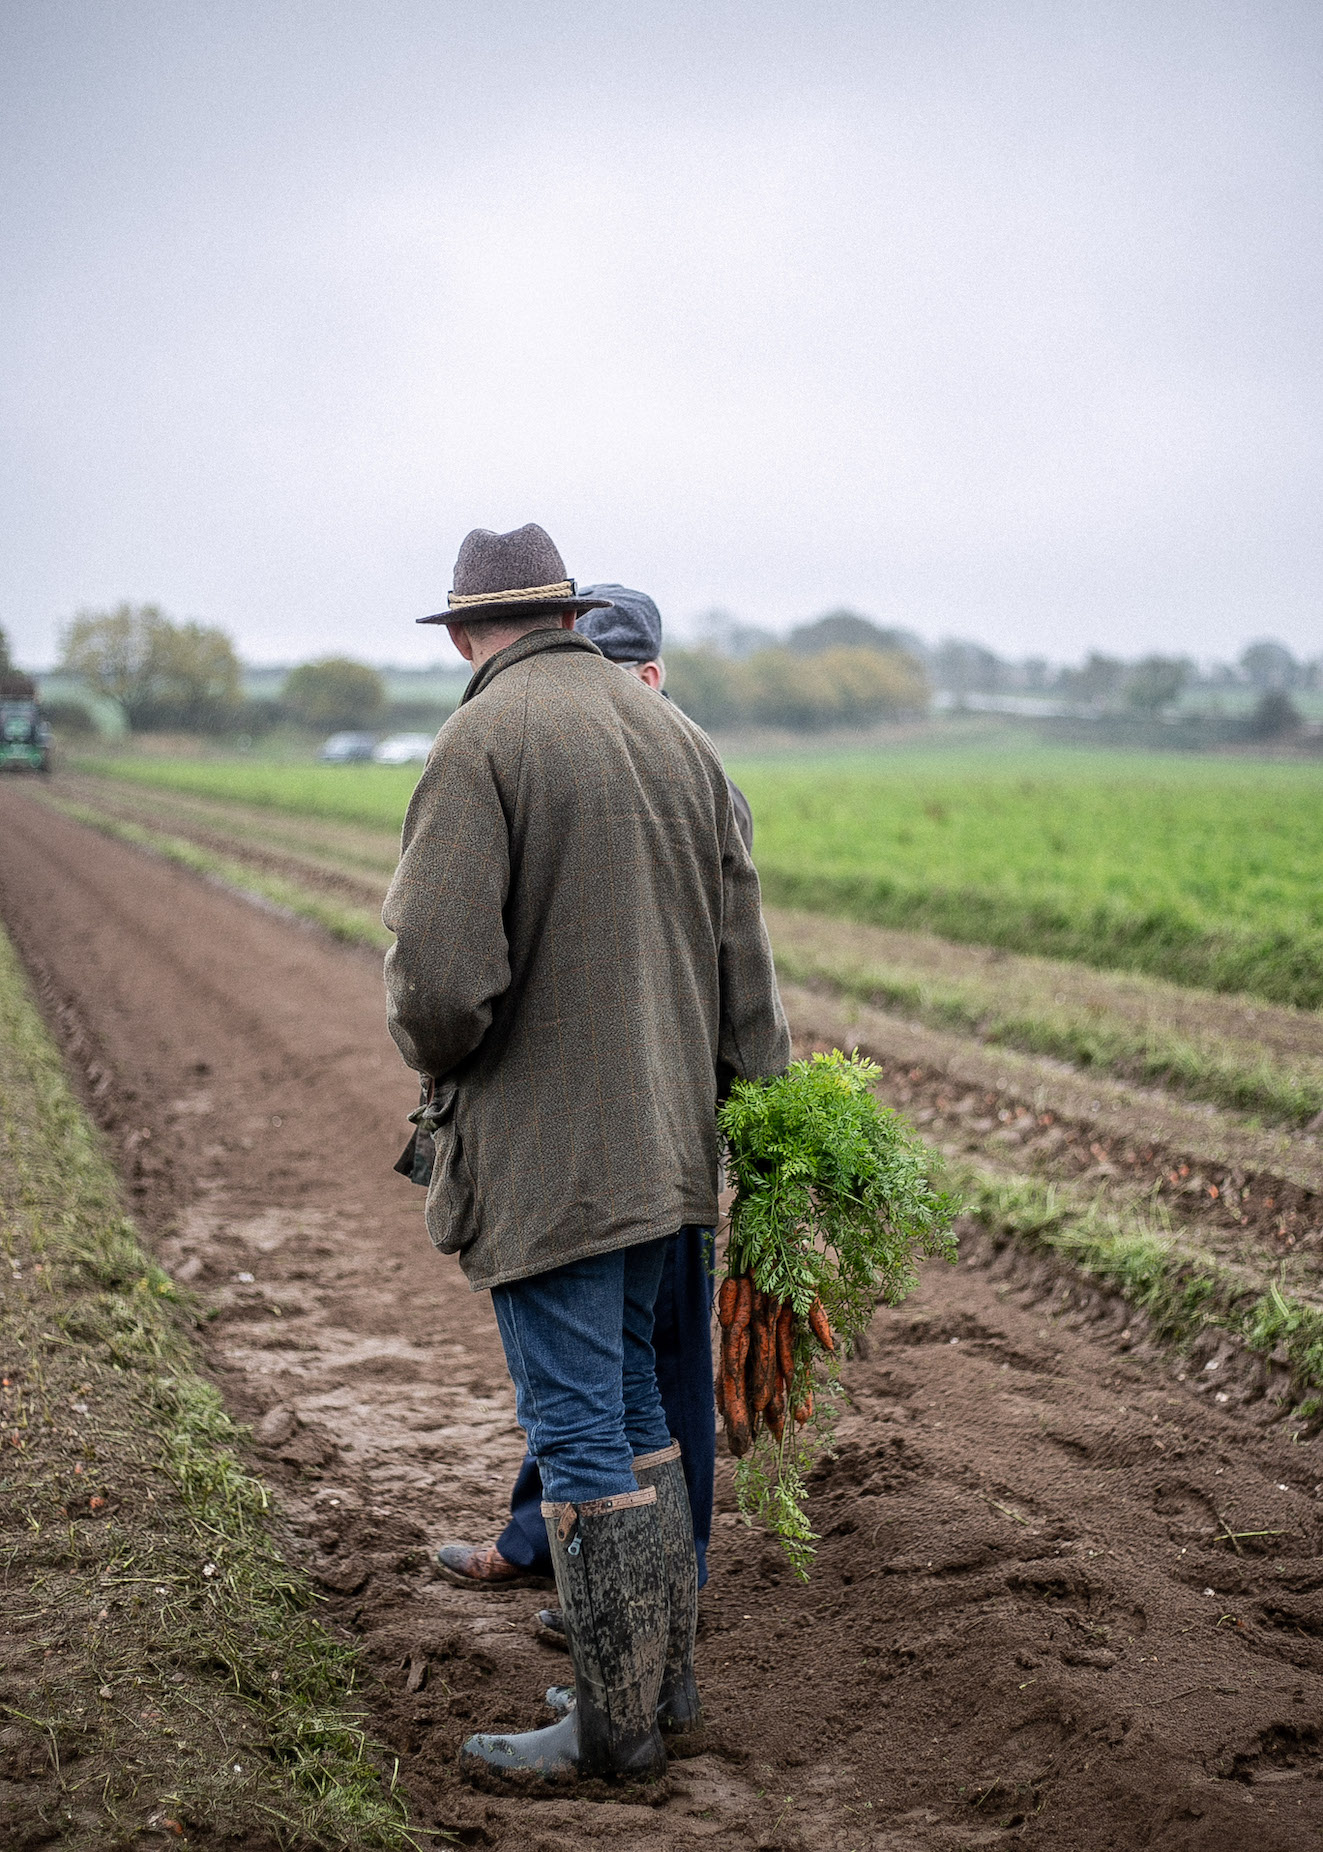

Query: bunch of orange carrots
[715,1272,835,1457]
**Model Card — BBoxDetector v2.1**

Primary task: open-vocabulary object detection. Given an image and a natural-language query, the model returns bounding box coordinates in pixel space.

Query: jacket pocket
[424,1103,478,1254]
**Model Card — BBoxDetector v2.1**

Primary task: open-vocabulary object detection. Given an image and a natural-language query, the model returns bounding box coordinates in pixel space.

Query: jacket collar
[461,627,604,705]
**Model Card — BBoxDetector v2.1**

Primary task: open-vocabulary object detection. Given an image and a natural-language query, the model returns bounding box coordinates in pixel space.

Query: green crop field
[76,745,1323,1007]
[73,753,423,829]
[731,749,1323,1007]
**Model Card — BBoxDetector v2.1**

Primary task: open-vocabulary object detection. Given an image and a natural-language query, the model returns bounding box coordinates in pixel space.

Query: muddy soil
[2,786,1321,1852]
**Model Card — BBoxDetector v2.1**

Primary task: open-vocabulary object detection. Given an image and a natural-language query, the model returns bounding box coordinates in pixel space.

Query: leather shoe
[436,1541,553,1590]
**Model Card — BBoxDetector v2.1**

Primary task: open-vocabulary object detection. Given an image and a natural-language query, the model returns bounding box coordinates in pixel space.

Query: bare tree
[60,604,241,731]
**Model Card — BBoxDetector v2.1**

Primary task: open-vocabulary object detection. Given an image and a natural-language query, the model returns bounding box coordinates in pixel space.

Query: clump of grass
[1243,1284,1323,1389]
[959,1164,1323,1400]
[0,925,415,1848]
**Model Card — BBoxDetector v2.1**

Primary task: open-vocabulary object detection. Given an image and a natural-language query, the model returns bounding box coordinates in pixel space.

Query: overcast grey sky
[2,2,1319,668]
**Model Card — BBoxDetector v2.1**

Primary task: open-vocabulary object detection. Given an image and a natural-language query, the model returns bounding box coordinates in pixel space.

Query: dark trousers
[496,1226,716,1586]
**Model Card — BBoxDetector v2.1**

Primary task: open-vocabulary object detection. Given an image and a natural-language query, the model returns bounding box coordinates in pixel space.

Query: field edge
[0,921,416,1850]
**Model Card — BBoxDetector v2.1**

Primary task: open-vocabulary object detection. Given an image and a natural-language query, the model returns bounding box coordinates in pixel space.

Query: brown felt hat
[419,524,613,626]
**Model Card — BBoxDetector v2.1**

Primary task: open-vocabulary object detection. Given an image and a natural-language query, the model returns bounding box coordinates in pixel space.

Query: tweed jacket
[383,627,789,1290]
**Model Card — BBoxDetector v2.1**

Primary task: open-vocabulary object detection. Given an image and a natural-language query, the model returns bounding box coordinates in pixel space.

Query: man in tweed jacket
[384,524,788,1782]
[437,582,752,1612]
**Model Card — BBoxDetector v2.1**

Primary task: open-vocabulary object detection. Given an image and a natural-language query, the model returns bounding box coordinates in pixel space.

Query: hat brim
[418,594,614,626]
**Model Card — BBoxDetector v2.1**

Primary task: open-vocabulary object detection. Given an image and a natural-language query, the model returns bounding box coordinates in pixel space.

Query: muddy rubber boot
[545,1441,701,1734]
[632,1441,701,1733]
[459,1487,667,1783]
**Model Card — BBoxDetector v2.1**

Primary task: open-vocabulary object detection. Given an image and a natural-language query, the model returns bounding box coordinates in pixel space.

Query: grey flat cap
[420,524,613,626]
[575,584,663,662]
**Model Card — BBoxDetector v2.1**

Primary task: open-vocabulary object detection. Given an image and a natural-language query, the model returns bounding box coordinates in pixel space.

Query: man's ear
[638,660,663,691]
[447,621,475,663]
[559,610,576,631]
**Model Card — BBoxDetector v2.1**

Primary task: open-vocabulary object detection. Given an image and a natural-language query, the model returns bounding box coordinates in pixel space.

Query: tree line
[665,611,928,730]
[47,603,934,736]
[928,637,1319,708]
[52,605,388,734]
[15,603,1319,739]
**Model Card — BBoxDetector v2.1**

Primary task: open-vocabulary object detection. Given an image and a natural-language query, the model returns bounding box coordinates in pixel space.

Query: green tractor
[0,700,52,773]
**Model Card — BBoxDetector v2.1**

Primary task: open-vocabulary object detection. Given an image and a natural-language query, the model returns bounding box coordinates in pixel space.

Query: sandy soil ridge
[1,786,1320,1851]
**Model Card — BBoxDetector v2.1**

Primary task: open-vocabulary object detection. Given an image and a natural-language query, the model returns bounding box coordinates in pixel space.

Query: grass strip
[756,863,1323,1013]
[71,753,421,831]
[0,924,416,1848]
[955,1162,1323,1422]
[40,795,391,950]
[769,935,1323,1129]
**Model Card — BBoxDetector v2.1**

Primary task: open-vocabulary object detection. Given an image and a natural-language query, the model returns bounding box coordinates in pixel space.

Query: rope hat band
[447,579,576,611]
[418,526,613,624]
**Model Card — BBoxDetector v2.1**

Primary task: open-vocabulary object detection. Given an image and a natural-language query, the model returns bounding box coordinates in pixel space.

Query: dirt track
[1,785,1321,1852]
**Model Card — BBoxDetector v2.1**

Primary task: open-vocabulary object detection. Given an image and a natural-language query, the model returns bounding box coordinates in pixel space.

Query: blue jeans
[490,1235,674,1507]
[497,1227,716,1582]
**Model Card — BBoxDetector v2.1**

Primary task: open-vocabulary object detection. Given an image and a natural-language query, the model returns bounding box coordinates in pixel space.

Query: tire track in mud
[2,784,1322,1852]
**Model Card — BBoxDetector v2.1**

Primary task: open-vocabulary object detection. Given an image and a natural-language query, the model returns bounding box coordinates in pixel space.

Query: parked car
[319,731,378,763]
[371,733,435,766]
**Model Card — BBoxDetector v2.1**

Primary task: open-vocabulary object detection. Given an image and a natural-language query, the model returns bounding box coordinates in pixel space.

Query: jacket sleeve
[382,724,512,1080]
[725,774,754,852]
[716,803,790,1093]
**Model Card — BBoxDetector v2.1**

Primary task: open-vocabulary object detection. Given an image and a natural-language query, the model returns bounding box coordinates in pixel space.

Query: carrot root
[776,1303,794,1384]
[808,1297,835,1355]
[751,1298,778,1412]
[732,1275,753,1336]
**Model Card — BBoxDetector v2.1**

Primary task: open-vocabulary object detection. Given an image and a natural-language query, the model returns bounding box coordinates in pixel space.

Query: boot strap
[632,1440,681,1472]
[541,1486,657,1527]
